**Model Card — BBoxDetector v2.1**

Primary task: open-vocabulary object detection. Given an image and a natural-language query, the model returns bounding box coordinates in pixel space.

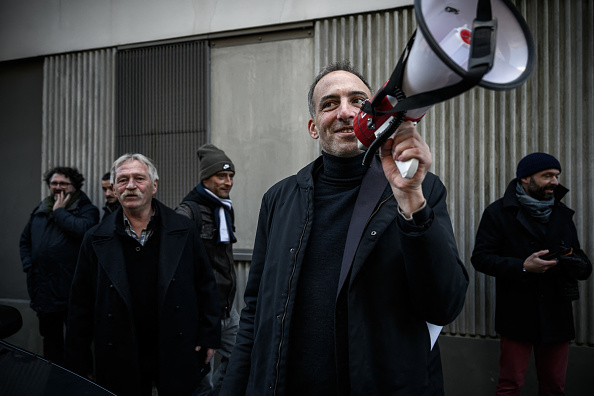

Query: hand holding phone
[540,247,573,261]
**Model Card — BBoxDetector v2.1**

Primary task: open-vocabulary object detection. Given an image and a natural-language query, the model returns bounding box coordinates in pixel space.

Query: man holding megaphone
[221,61,468,396]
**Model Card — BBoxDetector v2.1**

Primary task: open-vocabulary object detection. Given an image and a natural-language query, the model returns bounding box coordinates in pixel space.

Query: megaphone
[354,0,535,176]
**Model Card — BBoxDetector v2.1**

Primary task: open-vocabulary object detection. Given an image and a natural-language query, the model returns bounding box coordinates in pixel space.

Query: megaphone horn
[354,0,535,175]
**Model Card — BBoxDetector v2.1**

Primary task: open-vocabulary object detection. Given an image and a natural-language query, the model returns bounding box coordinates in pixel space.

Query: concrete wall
[0,0,411,62]
[0,58,44,354]
[210,35,316,250]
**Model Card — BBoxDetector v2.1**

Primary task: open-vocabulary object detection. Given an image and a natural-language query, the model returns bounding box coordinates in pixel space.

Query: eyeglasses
[49,182,72,188]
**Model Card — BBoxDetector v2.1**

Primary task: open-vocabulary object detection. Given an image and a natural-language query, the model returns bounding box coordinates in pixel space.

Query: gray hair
[307,60,373,118]
[110,153,159,184]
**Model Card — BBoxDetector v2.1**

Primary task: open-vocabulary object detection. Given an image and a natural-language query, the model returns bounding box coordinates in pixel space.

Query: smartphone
[540,247,573,260]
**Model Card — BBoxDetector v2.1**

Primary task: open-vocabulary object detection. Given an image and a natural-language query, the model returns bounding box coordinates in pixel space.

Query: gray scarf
[515,181,554,223]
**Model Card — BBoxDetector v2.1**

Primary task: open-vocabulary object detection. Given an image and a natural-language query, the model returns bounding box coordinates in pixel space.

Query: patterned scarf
[515,181,554,223]
[195,182,236,244]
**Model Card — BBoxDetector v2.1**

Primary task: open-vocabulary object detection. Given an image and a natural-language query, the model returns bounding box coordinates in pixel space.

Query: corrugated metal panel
[42,48,116,210]
[115,41,209,208]
[233,261,250,315]
[313,0,594,345]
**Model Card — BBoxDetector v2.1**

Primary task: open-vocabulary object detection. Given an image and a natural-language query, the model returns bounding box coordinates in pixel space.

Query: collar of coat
[88,198,196,313]
[502,178,570,209]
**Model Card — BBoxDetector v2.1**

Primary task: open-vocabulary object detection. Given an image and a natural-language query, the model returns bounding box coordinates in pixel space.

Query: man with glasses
[19,166,99,365]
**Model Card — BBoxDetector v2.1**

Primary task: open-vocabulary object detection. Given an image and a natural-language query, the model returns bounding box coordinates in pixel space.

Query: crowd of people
[17,61,591,396]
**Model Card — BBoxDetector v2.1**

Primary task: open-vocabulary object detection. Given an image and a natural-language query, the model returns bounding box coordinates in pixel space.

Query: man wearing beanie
[472,152,591,395]
[176,143,238,396]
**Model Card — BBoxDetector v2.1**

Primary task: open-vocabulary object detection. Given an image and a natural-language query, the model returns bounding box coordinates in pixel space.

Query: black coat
[221,156,468,396]
[64,199,221,396]
[471,179,592,343]
[19,192,99,313]
[176,188,237,318]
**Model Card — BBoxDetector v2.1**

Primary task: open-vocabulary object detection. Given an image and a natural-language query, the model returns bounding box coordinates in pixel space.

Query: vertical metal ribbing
[115,41,209,208]
[42,48,116,209]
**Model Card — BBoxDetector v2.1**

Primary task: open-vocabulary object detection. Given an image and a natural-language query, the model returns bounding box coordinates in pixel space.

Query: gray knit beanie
[516,152,561,179]
[198,144,235,181]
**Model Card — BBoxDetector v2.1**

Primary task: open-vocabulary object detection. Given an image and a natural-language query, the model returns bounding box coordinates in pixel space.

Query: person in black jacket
[471,152,592,395]
[176,144,238,396]
[19,166,99,365]
[64,153,221,396]
[220,61,468,395]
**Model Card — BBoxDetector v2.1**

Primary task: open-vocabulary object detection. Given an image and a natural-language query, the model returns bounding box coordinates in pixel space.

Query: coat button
[107,342,113,347]
[371,230,377,236]
[175,305,180,311]
[107,313,113,319]
[136,247,141,252]
[109,284,114,289]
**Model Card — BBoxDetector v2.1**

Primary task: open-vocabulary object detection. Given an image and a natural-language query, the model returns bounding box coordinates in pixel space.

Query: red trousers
[496,337,569,396]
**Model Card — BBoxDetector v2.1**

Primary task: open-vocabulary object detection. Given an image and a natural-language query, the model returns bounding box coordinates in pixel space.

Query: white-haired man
[65,153,221,396]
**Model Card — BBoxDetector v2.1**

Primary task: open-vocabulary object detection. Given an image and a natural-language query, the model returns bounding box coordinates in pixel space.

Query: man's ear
[308,119,319,139]
[152,179,159,195]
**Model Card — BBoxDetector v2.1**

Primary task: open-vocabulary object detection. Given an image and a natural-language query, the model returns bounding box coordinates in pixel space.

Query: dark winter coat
[221,156,468,396]
[19,192,99,313]
[176,188,237,319]
[471,179,592,343]
[64,199,221,396]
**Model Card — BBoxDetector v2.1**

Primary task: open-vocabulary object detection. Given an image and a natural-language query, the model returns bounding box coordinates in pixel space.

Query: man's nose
[336,100,357,121]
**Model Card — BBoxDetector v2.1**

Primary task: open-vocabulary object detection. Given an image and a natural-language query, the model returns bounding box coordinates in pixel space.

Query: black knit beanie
[198,144,235,181]
[516,152,561,179]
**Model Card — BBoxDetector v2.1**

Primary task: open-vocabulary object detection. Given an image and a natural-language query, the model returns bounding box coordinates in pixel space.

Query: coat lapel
[337,157,390,298]
[157,206,191,310]
[93,232,134,315]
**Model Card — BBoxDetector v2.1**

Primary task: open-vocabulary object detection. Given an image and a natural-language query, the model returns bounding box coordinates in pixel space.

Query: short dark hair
[307,60,372,118]
[44,167,85,190]
[102,172,111,181]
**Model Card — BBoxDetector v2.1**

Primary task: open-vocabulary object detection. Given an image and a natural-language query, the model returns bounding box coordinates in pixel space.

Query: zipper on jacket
[270,190,390,393]
[273,188,311,395]
[366,194,393,227]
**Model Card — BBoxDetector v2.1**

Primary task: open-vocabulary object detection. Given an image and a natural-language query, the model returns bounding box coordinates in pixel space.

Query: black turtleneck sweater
[285,152,367,396]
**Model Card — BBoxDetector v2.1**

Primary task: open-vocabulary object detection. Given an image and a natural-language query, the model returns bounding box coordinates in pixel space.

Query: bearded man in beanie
[472,152,591,395]
[20,166,99,364]
[176,144,238,396]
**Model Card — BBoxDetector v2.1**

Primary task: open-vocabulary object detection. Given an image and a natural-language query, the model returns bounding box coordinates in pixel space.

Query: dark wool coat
[176,188,237,319]
[221,156,468,396]
[64,199,221,396]
[471,179,592,343]
[19,192,99,313]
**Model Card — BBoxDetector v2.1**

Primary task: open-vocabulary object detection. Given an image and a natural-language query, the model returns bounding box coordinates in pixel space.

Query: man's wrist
[397,199,427,221]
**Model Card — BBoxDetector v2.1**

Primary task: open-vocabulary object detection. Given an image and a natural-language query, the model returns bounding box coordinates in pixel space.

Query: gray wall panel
[42,49,116,210]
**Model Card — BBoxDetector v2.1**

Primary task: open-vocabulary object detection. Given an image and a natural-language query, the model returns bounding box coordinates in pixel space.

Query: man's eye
[353,97,366,105]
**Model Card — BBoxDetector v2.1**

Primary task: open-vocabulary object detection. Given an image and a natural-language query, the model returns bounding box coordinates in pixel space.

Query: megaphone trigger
[396,158,419,179]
